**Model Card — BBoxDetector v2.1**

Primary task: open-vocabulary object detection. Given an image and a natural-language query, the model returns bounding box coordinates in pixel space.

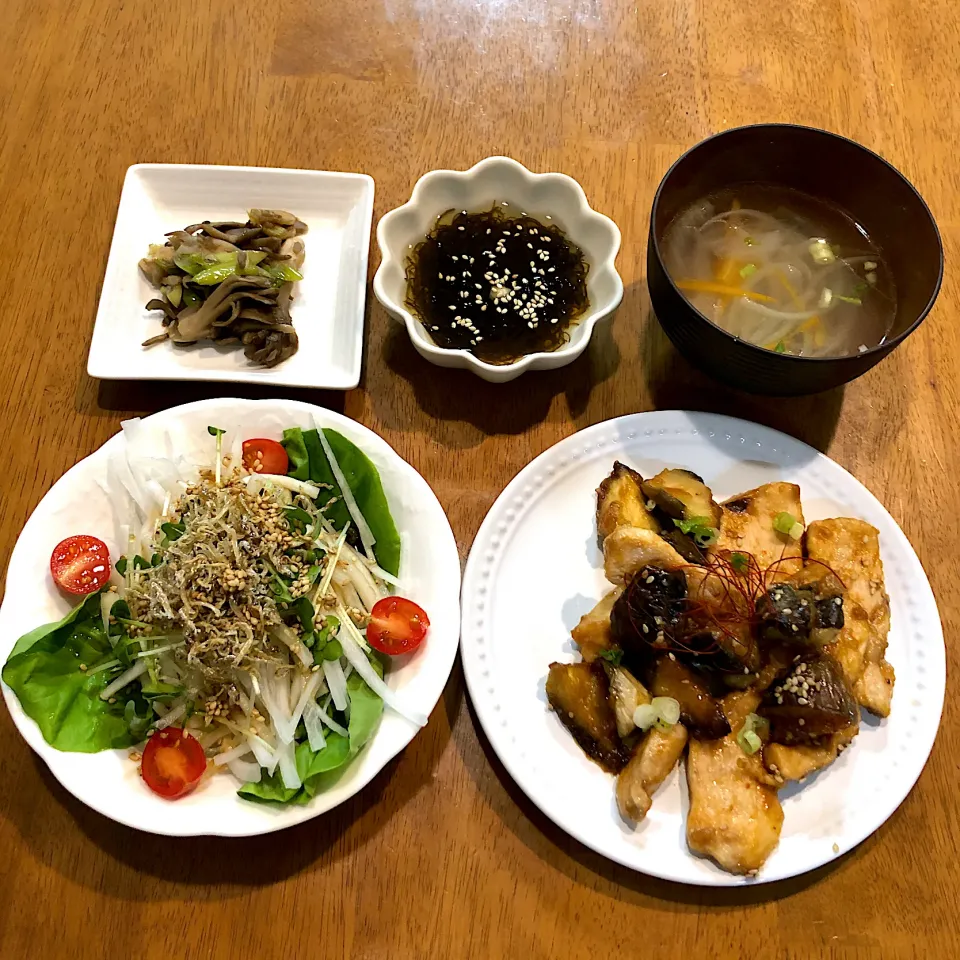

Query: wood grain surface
[1,0,958,957]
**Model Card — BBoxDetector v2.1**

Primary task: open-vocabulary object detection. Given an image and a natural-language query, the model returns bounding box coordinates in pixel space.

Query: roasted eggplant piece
[605,663,651,738]
[546,662,628,772]
[686,620,760,675]
[596,462,660,545]
[756,583,814,642]
[661,529,708,564]
[641,468,722,528]
[756,584,845,649]
[610,566,687,665]
[651,655,730,740]
[811,595,844,645]
[758,654,858,746]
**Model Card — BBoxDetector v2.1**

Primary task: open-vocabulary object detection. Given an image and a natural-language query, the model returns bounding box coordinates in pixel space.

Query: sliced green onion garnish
[739,263,757,278]
[774,341,786,354]
[808,238,836,264]
[773,511,797,535]
[836,295,862,305]
[633,703,658,732]
[652,696,680,726]
[736,713,770,755]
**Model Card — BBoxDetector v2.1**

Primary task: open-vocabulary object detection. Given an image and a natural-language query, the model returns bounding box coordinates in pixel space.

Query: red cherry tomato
[242,438,288,475]
[49,535,111,595]
[140,728,207,799]
[367,596,430,655]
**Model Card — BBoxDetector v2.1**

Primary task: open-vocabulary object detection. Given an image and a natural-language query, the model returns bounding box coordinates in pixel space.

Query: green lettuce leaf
[2,593,146,752]
[282,427,401,576]
[347,654,383,756]
[236,771,301,805]
[236,735,350,805]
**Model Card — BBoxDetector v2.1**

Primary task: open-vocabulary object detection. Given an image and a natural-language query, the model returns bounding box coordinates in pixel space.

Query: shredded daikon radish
[323,659,349,712]
[336,602,370,652]
[136,641,185,659]
[100,591,119,644]
[303,702,327,751]
[291,670,323,733]
[214,742,255,767]
[313,416,377,558]
[246,732,280,775]
[198,727,230,750]
[228,757,262,783]
[86,658,121,677]
[340,549,382,609]
[338,627,427,727]
[99,660,148,700]
[278,739,301,789]
[313,525,349,606]
[155,699,189,730]
[314,701,348,737]
[244,474,320,499]
[258,670,295,743]
[270,624,313,668]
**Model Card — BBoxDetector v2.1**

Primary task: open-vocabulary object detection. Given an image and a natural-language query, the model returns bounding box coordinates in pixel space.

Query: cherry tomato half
[140,728,207,799]
[49,535,111,595]
[367,596,430,655]
[242,438,289,475]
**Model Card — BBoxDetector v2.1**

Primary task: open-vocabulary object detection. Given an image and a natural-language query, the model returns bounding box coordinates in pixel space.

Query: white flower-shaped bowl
[373,157,623,383]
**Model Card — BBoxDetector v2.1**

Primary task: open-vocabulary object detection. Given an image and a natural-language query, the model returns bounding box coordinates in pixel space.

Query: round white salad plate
[0,399,461,837]
[460,410,945,886]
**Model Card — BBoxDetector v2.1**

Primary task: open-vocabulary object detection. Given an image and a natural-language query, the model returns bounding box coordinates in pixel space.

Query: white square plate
[87,164,375,389]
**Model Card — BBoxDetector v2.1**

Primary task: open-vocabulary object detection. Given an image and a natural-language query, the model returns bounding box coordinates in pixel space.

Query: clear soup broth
[660,184,896,358]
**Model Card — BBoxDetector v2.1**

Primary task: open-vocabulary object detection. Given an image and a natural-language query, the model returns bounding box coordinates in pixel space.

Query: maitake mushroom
[138,210,307,368]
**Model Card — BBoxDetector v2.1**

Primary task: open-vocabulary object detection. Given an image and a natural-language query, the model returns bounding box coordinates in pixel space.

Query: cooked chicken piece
[722,689,762,731]
[806,518,894,716]
[710,482,805,578]
[605,663,650,738]
[806,519,889,631]
[596,461,659,545]
[764,723,858,783]
[854,656,895,718]
[546,662,627,772]
[616,722,688,822]
[571,588,621,662]
[686,736,784,875]
[822,601,872,686]
[603,525,686,585]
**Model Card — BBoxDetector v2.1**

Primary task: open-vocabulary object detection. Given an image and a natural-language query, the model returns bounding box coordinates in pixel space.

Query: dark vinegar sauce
[405,204,589,364]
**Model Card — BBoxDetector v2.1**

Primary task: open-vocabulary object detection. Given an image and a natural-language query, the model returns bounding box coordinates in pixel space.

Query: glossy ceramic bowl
[374,156,623,383]
[647,124,944,395]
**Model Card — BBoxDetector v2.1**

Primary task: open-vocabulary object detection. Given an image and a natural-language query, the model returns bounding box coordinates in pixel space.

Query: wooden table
[1,1,957,957]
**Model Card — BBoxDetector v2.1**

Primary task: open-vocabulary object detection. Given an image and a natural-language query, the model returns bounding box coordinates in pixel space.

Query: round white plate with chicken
[0,399,460,837]
[460,411,944,885]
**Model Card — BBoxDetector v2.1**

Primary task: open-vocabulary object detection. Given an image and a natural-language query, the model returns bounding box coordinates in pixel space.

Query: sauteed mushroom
[139,209,307,367]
